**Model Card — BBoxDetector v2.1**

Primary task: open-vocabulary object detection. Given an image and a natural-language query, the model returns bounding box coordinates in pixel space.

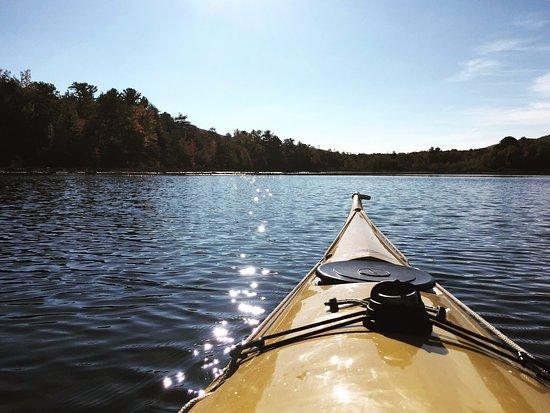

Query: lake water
[1,174,549,412]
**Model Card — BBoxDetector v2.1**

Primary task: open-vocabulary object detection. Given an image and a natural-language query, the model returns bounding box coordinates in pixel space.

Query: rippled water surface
[1,175,549,412]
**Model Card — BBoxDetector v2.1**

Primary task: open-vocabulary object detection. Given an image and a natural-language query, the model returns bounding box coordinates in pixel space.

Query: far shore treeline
[1,70,549,173]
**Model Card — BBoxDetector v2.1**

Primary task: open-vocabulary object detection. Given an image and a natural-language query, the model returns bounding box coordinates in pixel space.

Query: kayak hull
[188,194,549,412]
[193,279,549,412]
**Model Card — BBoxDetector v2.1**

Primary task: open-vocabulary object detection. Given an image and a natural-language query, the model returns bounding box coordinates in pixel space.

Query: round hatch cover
[317,258,435,291]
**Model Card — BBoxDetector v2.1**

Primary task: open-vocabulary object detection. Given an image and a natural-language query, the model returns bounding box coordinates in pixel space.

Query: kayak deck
[188,194,549,412]
[193,279,548,412]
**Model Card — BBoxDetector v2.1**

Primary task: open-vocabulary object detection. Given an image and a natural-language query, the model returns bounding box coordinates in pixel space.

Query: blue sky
[1,0,549,153]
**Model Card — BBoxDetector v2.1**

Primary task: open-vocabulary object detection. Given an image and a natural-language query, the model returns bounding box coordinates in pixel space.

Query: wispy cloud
[463,73,550,129]
[449,34,550,83]
[532,72,550,95]
[514,16,549,30]
[447,58,499,82]
[475,39,531,54]
[476,38,550,54]
[471,102,550,126]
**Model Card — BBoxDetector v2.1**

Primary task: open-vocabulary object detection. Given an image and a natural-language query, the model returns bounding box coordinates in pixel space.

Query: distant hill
[1,69,549,173]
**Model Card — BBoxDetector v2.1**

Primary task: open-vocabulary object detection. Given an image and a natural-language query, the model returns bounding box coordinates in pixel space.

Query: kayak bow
[184,193,549,412]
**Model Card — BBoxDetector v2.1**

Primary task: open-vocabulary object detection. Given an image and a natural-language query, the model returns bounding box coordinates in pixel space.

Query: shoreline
[1,169,549,177]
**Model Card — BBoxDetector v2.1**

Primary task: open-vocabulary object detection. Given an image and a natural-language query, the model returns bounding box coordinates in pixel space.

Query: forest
[1,69,549,173]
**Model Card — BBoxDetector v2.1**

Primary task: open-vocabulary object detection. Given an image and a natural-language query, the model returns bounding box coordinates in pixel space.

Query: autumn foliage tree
[0,69,549,173]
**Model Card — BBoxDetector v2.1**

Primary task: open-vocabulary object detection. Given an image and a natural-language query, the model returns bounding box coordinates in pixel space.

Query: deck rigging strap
[225,287,549,382]
[435,282,531,355]
[228,309,367,364]
[183,284,549,411]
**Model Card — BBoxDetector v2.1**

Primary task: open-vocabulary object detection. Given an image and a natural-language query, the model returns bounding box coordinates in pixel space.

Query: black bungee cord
[225,282,549,383]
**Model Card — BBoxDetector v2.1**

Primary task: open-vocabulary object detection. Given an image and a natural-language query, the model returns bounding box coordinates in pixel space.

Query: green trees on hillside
[1,69,549,173]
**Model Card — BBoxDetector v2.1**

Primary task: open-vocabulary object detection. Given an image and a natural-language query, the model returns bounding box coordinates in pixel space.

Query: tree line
[1,69,549,173]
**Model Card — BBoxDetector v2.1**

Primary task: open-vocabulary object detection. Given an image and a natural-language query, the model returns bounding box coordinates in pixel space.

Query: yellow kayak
[183,193,549,412]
